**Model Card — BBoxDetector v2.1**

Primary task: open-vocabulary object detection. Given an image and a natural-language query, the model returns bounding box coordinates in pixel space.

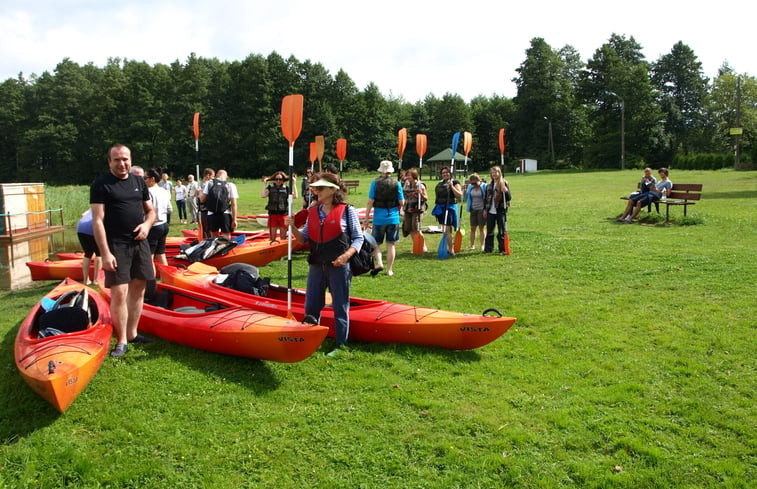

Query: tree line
[0,33,753,185]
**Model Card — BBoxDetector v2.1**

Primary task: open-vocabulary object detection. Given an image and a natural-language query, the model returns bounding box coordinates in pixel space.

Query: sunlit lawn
[1,169,754,488]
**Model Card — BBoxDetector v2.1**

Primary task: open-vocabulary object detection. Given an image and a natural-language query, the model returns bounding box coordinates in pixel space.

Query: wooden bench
[661,183,703,222]
[621,183,703,223]
[342,180,359,193]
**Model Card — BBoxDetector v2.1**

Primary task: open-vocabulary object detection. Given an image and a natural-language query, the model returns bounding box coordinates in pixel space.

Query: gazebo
[422,148,471,180]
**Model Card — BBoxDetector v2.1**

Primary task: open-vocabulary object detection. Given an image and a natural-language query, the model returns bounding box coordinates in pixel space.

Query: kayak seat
[37,307,90,336]
[204,303,224,312]
[174,306,205,314]
[145,289,173,309]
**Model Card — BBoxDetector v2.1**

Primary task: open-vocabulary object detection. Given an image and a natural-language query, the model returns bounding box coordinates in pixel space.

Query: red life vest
[306,204,350,265]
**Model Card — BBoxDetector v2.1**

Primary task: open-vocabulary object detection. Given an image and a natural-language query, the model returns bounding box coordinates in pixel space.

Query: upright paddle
[413,133,428,254]
[411,180,425,255]
[397,128,407,171]
[315,135,325,173]
[336,138,347,178]
[438,132,460,259]
[193,112,200,181]
[455,131,472,252]
[309,142,317,173]
[416,133,427,180]
[499,128,511,255]
[281,94,304,320]
[193,112,202,237]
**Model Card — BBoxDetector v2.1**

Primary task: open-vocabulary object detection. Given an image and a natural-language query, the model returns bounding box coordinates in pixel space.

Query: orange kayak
[157,263,516,350]
[27,259,91,281]
[99,281,328,362]
[15,278,112,412]
[166,237,308,269]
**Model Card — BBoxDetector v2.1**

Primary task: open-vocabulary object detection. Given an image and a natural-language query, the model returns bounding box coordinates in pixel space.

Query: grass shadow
[0,320,61,444]
[348,340,483,363]
[127,337,281,396]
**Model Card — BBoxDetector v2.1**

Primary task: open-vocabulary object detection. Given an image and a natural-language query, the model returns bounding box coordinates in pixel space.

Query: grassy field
[1,169,755,488]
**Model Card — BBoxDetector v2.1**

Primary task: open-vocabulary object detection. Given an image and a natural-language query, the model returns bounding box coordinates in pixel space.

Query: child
[632,167,657,196]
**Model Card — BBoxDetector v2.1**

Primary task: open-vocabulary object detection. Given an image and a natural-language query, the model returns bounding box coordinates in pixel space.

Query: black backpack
[205,178,230,214]
[219,263,270,296]
[346,206,375,276]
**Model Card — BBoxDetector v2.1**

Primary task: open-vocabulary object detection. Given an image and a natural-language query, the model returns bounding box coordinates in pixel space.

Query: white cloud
[0,0,753,100]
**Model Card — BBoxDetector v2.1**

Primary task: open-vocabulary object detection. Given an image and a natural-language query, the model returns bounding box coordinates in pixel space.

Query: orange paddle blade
[193,112,200,141]
[412,232,425,255]
[454,229,463,253]
[281,95,304,146]
[416,134,427,158]
[336,138,347,161]
[397,128,407,159]
[504,231,511,255]
[309,142,317,163]
[499,128,506,155]
[463,131,472,156]
[315,135,325,161]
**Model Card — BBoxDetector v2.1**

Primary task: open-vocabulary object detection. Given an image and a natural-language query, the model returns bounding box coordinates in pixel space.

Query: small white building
[517,159,538,173]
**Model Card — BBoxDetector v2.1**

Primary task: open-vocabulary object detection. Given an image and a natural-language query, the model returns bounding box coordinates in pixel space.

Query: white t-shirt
[149,185,171,224]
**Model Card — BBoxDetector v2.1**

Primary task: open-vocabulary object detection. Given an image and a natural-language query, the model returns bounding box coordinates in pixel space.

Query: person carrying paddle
[91,144,156,357]
[285,173,363,358]
[363,160,404,277]
[483,165,511,254]
[401,168,428,252]
[431,166,463,257]
[261,170,297,243]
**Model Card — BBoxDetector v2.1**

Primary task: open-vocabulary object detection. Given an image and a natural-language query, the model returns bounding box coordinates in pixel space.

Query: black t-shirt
[90,172,150,242]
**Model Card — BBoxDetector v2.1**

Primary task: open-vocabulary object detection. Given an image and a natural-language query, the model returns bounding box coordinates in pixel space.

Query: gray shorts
[469,209,485,227]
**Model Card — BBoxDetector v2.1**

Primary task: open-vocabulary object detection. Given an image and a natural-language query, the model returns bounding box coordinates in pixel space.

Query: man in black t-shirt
[91,144,156,358]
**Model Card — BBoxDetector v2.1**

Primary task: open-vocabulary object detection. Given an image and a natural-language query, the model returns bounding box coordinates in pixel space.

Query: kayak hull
[158,264,516,350]
[14,278,112,413]
[99,281,327,362]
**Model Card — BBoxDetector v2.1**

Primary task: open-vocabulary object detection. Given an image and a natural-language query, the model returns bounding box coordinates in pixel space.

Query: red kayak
[15,278,112,412]
[157,263,516,350]
[98,280,328,362]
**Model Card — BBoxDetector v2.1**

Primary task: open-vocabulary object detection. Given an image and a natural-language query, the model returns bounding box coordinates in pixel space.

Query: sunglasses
[274,178,283,181]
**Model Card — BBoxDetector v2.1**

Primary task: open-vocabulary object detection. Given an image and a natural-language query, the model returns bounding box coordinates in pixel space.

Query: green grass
[2,169,755,488]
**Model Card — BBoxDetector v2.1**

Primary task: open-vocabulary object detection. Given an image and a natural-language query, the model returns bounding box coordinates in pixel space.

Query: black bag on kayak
[179,236,238,263]
[220,263,270,296]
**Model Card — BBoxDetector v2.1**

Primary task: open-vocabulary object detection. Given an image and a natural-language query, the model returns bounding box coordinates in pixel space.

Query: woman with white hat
[285,173,364,358]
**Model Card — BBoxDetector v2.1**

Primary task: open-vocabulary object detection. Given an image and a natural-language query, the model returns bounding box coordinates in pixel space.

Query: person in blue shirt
[363,160,405,277]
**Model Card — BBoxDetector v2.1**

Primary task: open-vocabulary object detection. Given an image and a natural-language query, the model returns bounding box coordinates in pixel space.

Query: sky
[0,0,753,102]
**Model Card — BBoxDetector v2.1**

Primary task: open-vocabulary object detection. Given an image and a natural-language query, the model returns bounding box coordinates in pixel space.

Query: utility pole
[607,92,625,170]
[544,117,555,167]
